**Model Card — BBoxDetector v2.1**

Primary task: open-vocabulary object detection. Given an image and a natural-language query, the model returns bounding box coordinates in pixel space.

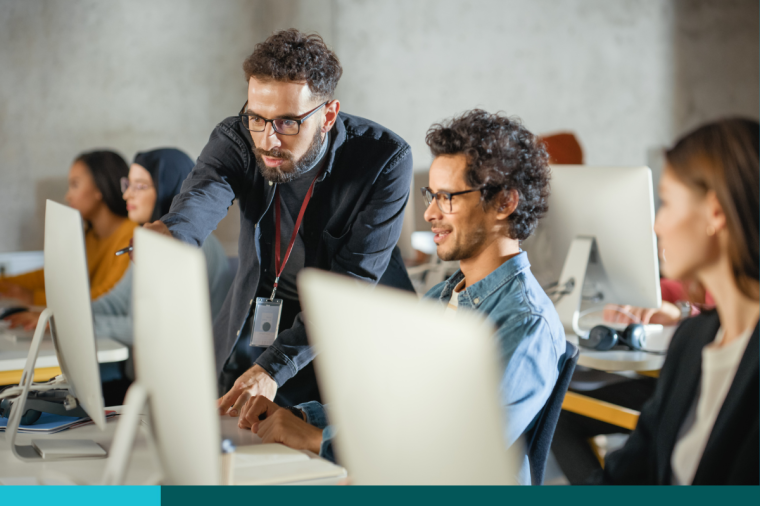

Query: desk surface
[0,408,345,485]
[0,333,128,372]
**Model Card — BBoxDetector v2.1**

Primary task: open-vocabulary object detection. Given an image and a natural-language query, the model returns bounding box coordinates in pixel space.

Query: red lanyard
[270,168,324,300]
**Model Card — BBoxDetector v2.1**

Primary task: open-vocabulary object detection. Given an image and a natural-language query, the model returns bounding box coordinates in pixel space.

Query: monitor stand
[101,382,220,485]
[553,236,595,336]
[101,381,151,485]
[5,308,107,461]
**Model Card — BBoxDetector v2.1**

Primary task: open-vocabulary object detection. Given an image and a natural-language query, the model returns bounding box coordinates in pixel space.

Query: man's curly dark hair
[425,109,551,241]
[243,29,342,100]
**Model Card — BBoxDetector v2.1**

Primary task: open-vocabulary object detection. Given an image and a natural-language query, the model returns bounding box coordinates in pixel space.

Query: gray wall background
[1,0,757,255]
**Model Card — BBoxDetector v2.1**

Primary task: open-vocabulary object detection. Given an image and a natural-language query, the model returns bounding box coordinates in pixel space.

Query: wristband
[284,405,306,422]
[675,300,691,320]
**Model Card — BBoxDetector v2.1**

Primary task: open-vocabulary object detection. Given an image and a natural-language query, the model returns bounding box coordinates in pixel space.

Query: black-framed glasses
[420,186,484,214]
[238,100,328,136]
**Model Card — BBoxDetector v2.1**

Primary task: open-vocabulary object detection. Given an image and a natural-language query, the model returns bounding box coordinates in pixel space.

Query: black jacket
[162,112,413,388]
[603,310,759,485]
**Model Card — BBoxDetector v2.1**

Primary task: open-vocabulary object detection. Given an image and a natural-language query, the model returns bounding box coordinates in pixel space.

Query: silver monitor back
[44,200,105,428]
[131,227,220,485]
[522,165,661,309]
[298,269,518,485]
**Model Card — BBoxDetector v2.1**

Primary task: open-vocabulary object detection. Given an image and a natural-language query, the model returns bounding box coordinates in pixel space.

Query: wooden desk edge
[561,391,640,431]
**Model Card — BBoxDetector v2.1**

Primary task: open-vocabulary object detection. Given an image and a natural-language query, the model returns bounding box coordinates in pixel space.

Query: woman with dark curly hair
[418,109,566,484]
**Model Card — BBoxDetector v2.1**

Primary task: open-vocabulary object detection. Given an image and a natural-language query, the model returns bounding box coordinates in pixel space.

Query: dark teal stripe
[161,485,759,506]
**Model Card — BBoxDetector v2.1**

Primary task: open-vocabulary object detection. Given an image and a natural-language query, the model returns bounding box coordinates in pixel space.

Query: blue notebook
[0,411,116,434]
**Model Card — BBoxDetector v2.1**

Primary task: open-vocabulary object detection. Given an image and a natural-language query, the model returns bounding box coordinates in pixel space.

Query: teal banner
[162,485,759,506]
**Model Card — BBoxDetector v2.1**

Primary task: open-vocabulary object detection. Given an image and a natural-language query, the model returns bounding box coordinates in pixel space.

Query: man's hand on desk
[238,395,322,454]
[256,406,323,455]
[238,395,282,430]
[4,310,42,331]
[603,302,682,326]
[217,364,278,417]
[0,282,34,305]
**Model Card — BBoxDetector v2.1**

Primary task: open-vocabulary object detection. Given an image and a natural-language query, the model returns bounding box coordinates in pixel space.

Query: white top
[446,279,467,313]
[671,325,754,484]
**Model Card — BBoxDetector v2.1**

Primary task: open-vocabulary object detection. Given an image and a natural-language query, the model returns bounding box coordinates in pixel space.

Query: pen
[115,246,133,256]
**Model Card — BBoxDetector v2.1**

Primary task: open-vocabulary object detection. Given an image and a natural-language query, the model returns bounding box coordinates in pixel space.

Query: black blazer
[603,310,759,485]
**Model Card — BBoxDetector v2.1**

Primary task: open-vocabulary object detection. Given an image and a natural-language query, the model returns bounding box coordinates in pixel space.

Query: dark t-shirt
[260,134,330,301]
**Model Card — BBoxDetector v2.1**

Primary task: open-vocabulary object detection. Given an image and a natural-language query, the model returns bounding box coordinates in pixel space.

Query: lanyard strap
[270,168,324,300]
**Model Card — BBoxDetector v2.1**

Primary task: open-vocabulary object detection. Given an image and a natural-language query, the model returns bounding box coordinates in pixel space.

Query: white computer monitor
[521,165,662,333]
[7,200,106,460]
[103,227,221,485]
[298,268,519,485]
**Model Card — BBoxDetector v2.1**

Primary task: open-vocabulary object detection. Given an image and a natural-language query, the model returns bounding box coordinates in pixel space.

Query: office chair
[526,341,579,485]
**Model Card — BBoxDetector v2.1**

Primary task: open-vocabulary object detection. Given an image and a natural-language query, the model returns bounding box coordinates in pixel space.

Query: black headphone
[579,323,648,352]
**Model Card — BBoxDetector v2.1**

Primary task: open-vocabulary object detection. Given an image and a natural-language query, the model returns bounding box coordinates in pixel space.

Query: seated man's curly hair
[425,109,551,241]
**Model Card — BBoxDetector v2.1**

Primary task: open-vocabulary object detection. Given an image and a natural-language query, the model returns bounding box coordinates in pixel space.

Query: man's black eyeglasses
[238,100,328,136]
[420,186,485,214]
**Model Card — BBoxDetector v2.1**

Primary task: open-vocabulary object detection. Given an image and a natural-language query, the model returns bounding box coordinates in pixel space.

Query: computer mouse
[0,307,29,320]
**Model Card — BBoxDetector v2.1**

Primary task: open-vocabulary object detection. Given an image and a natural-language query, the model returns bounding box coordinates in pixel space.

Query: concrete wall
[672,0,759,134]
[0,0,260,253]
[1,0,758,255]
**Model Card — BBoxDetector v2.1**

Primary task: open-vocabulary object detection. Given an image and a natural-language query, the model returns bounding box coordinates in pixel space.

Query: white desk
[0,334,128,372]
[0,332,128,386]
[0,409,346,485]
[561,321,675,430]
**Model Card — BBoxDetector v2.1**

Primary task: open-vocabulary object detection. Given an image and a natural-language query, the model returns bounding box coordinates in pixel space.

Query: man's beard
[254,127,324,184]
[435,221,488,262]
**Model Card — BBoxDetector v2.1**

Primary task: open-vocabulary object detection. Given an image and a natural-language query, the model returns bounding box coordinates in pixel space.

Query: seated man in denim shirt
[421,109,565,483]
[239,110,565,484]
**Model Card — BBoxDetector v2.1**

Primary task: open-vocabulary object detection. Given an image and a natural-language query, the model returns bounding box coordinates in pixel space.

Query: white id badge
[249,298,283,347]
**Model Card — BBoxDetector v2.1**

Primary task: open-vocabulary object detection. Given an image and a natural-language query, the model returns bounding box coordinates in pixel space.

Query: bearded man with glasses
[143,29,414,413]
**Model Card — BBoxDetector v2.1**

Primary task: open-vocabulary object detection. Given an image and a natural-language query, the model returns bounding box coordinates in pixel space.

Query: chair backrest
[527,341,579,485]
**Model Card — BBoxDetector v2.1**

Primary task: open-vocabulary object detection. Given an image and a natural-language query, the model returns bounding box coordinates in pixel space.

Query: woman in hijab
[93,148,234,343]
[92,148,234,404]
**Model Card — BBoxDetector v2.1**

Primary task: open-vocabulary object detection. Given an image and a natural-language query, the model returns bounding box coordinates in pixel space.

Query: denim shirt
[426,251,565,484]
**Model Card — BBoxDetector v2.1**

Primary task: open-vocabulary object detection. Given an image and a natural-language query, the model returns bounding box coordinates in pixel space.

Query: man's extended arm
[160,124,245,245]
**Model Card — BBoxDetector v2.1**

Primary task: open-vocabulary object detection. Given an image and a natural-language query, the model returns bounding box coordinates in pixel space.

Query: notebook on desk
[0,411,118,434]
[232,444,345,485]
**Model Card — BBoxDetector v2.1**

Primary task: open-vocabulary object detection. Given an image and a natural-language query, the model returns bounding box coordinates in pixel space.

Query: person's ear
[495,189,519,221]
[704,189,726,236]
[321,99,341,133]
